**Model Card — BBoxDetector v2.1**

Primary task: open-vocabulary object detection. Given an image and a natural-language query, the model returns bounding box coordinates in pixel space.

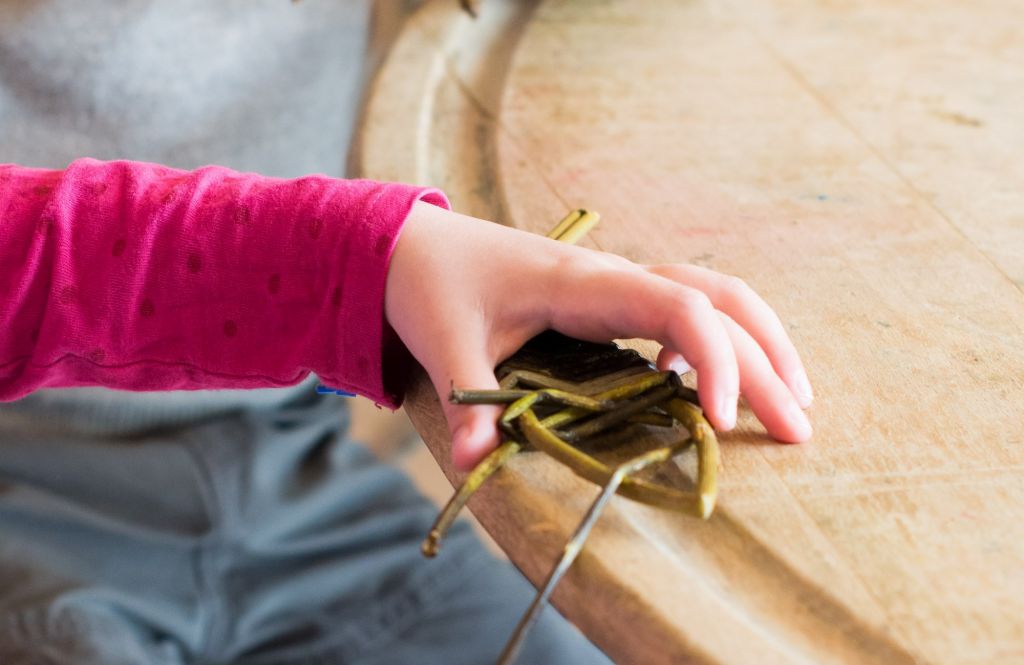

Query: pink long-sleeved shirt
[0,159,448,407]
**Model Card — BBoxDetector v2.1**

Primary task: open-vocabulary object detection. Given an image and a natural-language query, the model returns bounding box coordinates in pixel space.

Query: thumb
[425,348,504,472]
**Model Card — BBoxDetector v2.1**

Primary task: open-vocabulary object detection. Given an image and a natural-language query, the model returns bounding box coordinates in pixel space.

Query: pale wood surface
[354,2,1024,663]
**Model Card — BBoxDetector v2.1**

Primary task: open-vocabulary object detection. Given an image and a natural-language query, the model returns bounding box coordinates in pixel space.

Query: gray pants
[0,389,610,664]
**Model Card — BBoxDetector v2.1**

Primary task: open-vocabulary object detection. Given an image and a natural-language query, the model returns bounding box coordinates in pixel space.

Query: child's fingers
[718,312,812,442]
[647,264,813,408]
[448,403,504,471]
[656,345,691,375]
[658,332,811,442]
[662,289,740,432]
[658,314,811,441]
[547,268,740,432]
[423,343,504,472]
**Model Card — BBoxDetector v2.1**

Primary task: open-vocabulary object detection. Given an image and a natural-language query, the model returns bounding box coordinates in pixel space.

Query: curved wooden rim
[352,3,936,664]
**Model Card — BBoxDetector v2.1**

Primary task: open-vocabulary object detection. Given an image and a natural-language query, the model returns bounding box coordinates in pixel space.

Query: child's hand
[385,202,814,471]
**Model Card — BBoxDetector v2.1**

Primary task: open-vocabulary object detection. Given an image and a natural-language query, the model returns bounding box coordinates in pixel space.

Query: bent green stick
[421,439,521,557]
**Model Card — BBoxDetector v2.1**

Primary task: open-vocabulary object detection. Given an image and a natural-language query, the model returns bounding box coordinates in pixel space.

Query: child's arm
[0,159,812,469]
[386,201,814,470]
[0,159,444,405]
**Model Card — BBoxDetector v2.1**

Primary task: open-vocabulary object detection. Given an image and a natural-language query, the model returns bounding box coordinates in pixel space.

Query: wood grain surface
[354,2,1024,663]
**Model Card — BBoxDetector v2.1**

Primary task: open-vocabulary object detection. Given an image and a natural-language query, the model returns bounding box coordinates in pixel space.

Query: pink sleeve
[0,158,449,408]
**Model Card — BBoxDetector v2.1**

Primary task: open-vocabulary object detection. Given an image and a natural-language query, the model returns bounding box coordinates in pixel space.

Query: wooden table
[354,2,1024,663]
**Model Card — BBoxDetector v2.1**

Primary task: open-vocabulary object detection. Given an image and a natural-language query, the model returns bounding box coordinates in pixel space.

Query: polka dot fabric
[0,159,449,407]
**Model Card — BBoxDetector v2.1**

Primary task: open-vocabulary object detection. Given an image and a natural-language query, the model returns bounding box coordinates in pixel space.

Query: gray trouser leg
[0,389,612,664]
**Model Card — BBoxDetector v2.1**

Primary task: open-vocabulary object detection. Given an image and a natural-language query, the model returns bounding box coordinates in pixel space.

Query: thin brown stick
[495,443,689,665]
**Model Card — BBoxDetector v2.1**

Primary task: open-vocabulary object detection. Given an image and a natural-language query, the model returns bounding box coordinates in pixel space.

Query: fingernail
[454,417,497,463]
[787,401,813,441]
[452,423,482,471]
[793,370,814,407]
[669,358,691,375]
[717,395,737,431]
[452,424,468,448]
